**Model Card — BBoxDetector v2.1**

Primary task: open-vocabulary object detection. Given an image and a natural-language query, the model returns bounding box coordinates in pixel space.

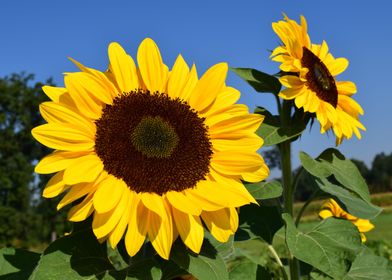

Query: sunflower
[319,199,374,242]
[32,38,269,259]
[271,14,365,145]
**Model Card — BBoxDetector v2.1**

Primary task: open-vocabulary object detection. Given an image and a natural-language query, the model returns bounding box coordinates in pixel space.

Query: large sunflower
[32,38,269,259]
[319,199,374,242]
[271,14,365,144]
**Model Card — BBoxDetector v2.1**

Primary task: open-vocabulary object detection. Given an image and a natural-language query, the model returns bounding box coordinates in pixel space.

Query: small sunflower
[32,38,269,259]
[271,14,365,145]
[319,199,374,242]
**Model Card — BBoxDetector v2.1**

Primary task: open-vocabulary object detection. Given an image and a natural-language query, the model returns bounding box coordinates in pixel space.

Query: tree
[0,73,70,247]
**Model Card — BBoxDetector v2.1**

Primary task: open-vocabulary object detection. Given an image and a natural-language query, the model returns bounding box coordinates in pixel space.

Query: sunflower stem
[279,100,300,280]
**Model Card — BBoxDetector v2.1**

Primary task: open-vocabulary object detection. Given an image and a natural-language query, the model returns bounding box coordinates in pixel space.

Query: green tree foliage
[368,152,392,193]
[0,73,70,247]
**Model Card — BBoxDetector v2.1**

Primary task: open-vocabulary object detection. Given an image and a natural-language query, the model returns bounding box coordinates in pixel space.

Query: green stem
[268,244,288,280]
[279,101,300,280]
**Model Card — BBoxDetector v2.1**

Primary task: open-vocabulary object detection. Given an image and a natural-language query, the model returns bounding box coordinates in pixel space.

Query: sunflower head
[32,38,269,259]
[271,14,366,145]
[319,199,374,242]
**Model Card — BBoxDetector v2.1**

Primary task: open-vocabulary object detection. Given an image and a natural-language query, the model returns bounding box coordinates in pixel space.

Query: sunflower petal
[137,38,168,93]
[201,209,233,242]
[172,207,204,253]
[32,123,94,151]
[63,154,103,185]
[125,198,146,257]
[168,54,190,98]
[189,63,227,112]
[93,176,126,213]
[68,193,95,222]
[42,86,67,102]
[108,42,139,92]
[43,171,68,198]
[35,150,90,174]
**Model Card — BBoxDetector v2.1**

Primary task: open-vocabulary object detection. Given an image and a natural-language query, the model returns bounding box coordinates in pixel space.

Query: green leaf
[255,107,305,146]
[229,259,271,280]
[244,180,283,200]
[300,149,382,219]
[30,228,124,280]
[0,248,40,280]
[205,233,235,261]
[231,68,281,94]
[170,239,229,280]
[317,178,382,219]
[318,149,371,201]
[299,151,331,178]
[343,247,392,280]
[283,214,362,279]
[236,204,283,244]
[234,239,270,267]
[125,259,162,280]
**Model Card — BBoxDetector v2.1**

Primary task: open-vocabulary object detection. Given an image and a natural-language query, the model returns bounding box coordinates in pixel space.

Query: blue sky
[1,0,391,170]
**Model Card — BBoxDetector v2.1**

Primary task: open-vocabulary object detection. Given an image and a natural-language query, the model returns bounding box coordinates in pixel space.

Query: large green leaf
[29,228,125,280]
[244,180,283,200]
[236,204,283,244]
[0,248,40,280]
[170,239,229,280]
[283,214,362,279]
[229,258,271,280]
[299,149,382,219]
[317,178,382,219]
[254,107,305,146]
[231,68,281,94]
[343,247,392,280]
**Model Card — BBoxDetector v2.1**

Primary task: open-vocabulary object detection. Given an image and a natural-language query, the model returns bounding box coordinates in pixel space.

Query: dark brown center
[95,90,212,195]
[301,47,338,107]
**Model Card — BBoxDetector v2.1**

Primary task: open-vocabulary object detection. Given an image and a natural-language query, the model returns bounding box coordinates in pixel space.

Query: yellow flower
[32,38,269,259]
[271,14,365,145]
[319,199,374,242]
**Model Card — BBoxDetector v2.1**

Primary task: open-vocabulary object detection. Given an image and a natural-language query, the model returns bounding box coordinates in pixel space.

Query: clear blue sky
[1,0,391,170]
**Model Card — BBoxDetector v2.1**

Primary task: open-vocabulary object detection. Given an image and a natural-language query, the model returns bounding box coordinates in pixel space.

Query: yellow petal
[201,209,233,242]
[148,202,173,260]
[329,57,349,76]
[205,86,241,117]
[39,102,96,135]
[279,75,303,88]
[93,176,126,213]
[336,81,357,96]
[209,114,263,137]
[108,190,133,248]
[57,181,97,210]
[63,154,104,185]
[68,193,95,222]
[166,191,202,216]
[43,171,68,198]
[140,192,166,219]
[179,64,198,101]
[168,54,190,98]
[137,38,168,93]
[172,207,204,253]
[35,150,90,174]
[189,63,227,112]
[211,134,263,152]
[108,42,139,92]
[125,197,146,257]
[319,209,333,219]
[64,73,104,119]
[42,86,67,102]
[211,151,263,175]
[93,189,129,238]
[32,123,95,151]
[241,163,270,183]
